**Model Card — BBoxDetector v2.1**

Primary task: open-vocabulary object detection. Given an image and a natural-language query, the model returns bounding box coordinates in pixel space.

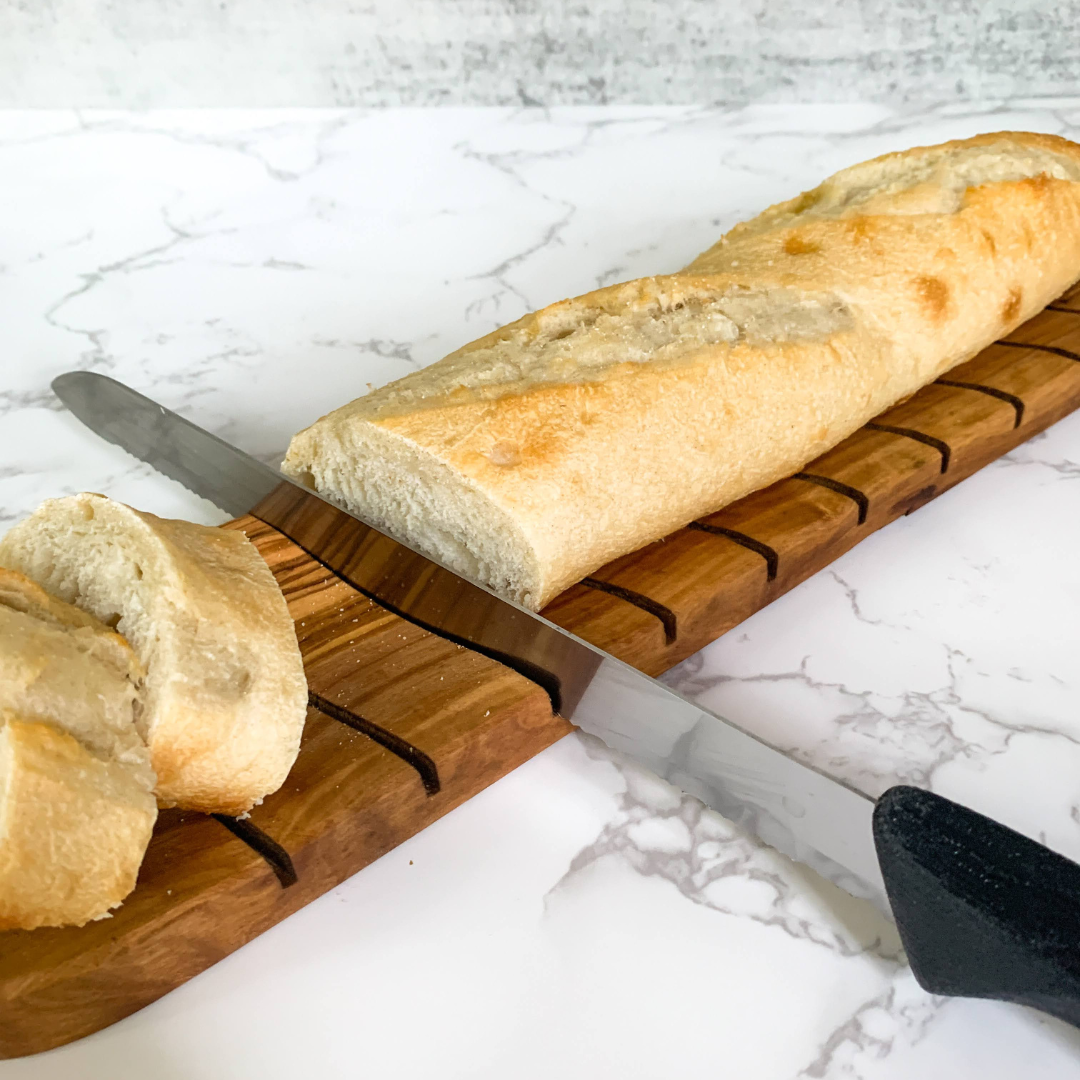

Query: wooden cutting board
[2,282,1079,1059]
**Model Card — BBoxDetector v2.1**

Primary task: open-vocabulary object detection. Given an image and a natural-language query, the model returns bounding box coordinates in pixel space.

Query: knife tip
[51,370,113,408]
[51,370,84,396]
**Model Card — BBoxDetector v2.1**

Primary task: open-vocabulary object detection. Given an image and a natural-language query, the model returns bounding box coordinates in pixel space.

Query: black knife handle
[873,785,1080,1027]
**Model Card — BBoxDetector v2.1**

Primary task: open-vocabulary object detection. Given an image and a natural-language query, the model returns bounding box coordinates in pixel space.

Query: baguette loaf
[0,570,156,928]
[284,132,1080,611]
[0,495,308,815]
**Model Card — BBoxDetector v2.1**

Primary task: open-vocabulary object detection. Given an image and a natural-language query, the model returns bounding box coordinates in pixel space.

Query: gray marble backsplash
[1,0,1077,107]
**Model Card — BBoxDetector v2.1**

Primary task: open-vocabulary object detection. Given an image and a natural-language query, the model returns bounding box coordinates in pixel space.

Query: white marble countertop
[3,102,1080,1078]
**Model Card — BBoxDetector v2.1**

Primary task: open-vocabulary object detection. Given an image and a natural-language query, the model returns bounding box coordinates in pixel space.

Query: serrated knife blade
[52,370,887,911]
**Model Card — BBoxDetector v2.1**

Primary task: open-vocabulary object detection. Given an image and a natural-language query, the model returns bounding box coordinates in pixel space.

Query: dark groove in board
[997,339,1080,364]
[688,521,779,581]
[866,422,952,474]
[309,690,440,795]
[792,472,869,525]
[581,578,677,644]
[211,815,299,888]
[936,378,1025,428]
[1046,304,1080,315]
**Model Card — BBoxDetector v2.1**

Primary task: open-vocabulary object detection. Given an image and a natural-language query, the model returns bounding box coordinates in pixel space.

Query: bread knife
[52,370,1080,1027]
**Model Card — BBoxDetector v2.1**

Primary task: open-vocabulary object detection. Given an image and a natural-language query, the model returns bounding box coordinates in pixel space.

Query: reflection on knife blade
[51,370,888,912]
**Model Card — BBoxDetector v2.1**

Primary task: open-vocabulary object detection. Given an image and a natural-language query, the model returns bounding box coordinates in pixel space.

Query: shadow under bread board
[2,280,1080,1058]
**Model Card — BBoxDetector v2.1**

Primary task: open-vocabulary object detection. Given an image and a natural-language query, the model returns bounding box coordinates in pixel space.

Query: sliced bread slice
[0,495,308,815]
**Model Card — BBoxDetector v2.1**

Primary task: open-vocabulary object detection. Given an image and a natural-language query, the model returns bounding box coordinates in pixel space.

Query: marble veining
[551,735,903,960]
[3,103,1080,1077]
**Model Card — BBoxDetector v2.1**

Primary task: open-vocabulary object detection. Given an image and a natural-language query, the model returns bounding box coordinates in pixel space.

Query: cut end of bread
[0,496,157,666]
[284,423,547,608]
[0,567,155,794]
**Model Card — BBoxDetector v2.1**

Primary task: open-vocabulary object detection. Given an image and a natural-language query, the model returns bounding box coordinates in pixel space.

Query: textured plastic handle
[873,785,1080,1027]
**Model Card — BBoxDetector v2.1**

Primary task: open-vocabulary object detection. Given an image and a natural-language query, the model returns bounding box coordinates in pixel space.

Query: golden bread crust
[284,132,1080,609]
[0,717,156,930]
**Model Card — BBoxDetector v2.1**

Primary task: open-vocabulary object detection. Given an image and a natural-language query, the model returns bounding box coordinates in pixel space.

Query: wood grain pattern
[3,294,1080,1058]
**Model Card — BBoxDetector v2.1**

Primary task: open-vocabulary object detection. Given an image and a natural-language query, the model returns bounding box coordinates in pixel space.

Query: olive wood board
[2,282,1080,1058]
